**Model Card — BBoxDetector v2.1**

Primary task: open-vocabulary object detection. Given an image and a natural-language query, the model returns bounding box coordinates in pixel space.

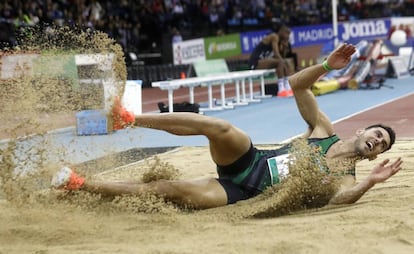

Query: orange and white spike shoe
[112,96,135,130]
[277,89,294,98]
[277,89,290,97]
[51,167,85,191]
[283,81,294,97]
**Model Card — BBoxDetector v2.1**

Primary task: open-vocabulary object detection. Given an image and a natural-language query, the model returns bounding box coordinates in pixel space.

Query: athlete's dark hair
[366,124,396,152]
[271,19,289,33]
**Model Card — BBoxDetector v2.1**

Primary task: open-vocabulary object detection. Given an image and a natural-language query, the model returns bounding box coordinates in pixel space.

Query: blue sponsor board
[338,18,391,44]
[291,24,334,47]
[240,30,271,54]
[292,18,391,46]
[240,18,392,53]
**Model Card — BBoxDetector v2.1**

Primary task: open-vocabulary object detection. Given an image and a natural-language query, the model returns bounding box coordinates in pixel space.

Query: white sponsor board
[0,53,39,79]
[391,17,414,36]
[172,38,206,65]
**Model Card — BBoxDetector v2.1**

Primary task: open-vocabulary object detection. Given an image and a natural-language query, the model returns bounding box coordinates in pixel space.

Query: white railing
[151,69,275,113]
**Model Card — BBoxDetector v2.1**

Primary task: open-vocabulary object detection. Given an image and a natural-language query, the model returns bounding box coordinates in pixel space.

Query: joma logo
[342,20,388,40]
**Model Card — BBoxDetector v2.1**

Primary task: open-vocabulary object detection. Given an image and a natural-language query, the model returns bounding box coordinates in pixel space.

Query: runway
[1,75,413,169]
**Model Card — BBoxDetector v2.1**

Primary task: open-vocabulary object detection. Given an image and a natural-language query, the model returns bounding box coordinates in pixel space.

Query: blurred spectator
[248,24,294,97]
[171,26,182,43]
[216,28,225,36]
[0,21,16,48]
[129,21,141,52]
[209,6,220,35]
[172,0,185,30]
[89,0,104,22]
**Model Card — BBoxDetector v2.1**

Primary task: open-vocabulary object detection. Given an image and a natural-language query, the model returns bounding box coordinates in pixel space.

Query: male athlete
[248,24,294,97]
[51,43,402,209]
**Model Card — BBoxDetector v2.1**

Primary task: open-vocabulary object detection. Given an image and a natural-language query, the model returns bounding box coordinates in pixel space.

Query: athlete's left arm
[328,157,402,205]
[289,44,355,135]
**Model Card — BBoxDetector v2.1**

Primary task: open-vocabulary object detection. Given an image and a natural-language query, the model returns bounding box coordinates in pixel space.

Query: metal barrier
[126,58,251,88]
[127,64,193,88]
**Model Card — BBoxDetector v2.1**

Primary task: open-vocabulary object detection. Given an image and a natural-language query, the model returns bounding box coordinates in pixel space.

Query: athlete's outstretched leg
[51,166,228,209]
[82,178,228,209]
[133,113,251,166]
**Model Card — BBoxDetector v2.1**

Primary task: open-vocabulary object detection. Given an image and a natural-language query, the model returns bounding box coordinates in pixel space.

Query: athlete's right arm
[269,34,283,61]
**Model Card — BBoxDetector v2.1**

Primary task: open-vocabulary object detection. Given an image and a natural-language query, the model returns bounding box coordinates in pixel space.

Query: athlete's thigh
[208,124,251,166]
[256,58,280,69]
[171,178,228,209]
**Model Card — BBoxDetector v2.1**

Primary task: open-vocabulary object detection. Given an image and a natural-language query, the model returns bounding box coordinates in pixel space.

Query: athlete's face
[354,127,391,160]
[278,27,291,41]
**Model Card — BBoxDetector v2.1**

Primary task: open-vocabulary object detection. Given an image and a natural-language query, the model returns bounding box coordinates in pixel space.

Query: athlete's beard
[354,137,367,158]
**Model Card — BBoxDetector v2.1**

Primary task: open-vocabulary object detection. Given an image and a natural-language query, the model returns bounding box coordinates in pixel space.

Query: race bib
[267,154,291,185]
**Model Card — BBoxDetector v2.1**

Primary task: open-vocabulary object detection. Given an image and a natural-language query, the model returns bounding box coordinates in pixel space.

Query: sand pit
[0,140,414,254]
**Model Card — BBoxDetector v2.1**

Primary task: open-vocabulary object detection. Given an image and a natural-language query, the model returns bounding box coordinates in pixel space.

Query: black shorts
[248,57,259,70]
[216,144,261,204]
[216,178,258,204]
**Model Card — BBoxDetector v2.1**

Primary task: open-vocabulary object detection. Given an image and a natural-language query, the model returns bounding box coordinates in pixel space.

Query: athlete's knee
[152,180,200,206]
[152,179,187,198]
[288,75,298,89]
[209,118,234,136]
[150,179,175,195]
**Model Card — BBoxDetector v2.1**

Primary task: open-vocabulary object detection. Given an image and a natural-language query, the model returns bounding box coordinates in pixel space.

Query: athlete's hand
[326,43,356,70]
[367,157,402,184]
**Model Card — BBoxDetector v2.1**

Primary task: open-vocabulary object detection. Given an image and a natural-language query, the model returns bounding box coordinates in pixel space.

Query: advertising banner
[240,30,271,54]
[204,33,241,59]
[0,53,39,79]
[338,18,391,43]
[291,24,334,47]
[391,17,414,35]
[290,18,391,47]
[171,17,395,61]
[172,38,205,65]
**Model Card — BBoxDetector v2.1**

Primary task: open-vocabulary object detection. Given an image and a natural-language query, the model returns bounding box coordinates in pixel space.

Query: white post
[189,86,195,104]
[332,0,339,47]
[168,90,174,113]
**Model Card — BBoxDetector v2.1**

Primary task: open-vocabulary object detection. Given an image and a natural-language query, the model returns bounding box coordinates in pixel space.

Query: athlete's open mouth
[366,141,374,151]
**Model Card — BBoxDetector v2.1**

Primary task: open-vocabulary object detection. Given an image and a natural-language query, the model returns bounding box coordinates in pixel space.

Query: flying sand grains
[141,156,181,183]
[0,25,126,205]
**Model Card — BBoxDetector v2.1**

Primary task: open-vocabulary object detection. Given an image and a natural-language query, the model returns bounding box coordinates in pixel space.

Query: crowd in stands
[1,0,413,56]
